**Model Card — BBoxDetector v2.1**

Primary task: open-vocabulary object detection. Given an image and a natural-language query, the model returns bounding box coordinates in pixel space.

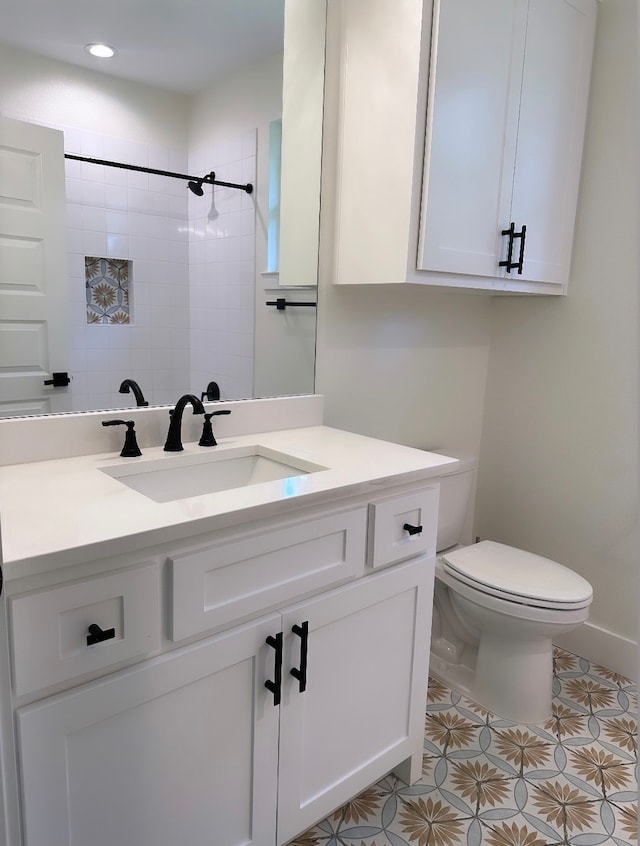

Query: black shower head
[188,179,204,196]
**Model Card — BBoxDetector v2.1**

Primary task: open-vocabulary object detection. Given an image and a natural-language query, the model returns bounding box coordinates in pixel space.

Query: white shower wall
[188,134,257,401]
[64,127,191,410]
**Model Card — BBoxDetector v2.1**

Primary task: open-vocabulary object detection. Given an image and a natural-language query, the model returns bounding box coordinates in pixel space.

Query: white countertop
[0,425,457,578]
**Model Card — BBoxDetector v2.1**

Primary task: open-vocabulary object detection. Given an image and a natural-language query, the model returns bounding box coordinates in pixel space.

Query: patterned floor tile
[424,706,486,757]
[287,650,637,846]
[563,745,637,796]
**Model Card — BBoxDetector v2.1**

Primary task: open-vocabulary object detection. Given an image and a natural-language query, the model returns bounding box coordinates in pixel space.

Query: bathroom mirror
[0,0,323,419]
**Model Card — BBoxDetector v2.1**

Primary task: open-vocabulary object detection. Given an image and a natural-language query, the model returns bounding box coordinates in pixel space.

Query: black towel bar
[266,298,317,311]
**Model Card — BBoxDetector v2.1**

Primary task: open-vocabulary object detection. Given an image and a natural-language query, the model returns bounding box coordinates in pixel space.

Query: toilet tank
[429,454,476,552]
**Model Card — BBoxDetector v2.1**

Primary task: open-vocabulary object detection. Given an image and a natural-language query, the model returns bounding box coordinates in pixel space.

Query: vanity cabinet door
[276,557,433,845]
[17,614,281,846]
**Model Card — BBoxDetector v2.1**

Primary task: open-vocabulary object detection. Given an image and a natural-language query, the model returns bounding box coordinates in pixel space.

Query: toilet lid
[440,540,593,609]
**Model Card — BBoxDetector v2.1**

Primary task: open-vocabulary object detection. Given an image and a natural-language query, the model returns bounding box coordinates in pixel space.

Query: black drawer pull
[265,632,283,706]
[403,523,423,536]
[290,621,309,693]
[86,624,116,646]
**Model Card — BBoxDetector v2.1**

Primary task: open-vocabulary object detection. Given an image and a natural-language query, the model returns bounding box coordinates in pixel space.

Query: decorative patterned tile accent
[288,648,638,846]
[85,256,130,324]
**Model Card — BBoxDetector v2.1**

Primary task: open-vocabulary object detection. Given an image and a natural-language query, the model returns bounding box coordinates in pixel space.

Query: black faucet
[164,394,205,452]
[119,379,149,407]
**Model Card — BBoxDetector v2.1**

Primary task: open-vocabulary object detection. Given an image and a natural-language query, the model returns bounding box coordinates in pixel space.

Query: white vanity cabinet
[328,0,597,294]
[17,614,282,846]
[9,485,437,846]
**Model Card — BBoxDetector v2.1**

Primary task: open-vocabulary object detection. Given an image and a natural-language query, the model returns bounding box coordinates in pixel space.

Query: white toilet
[430,457,593,723]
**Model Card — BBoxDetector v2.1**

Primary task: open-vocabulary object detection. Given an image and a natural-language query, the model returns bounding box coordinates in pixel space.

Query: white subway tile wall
[61,125,190,411]
[188,130,256,402]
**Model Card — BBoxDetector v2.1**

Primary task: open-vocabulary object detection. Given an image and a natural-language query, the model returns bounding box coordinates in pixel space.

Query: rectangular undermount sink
[100,445,328,503]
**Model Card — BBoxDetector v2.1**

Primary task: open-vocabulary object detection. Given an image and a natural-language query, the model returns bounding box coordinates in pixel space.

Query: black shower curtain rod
[64,153,253,194]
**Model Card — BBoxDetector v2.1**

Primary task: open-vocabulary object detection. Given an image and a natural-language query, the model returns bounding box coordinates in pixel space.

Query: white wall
[0,44,188,149]
[315,284,493,456]
[475,0,638,678]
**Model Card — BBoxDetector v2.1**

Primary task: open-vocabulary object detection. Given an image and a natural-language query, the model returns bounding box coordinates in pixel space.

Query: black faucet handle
[102,419,142,457]
[199,409,232,447]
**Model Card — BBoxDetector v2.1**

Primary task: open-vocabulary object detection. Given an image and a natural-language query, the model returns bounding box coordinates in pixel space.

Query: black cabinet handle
[265,632,283,706]
[515,224,526,274]
[290,621,309,693]
[499,222,526,274]
[403,523,423,536]
[86,623,116,646]
[499,222,515,271]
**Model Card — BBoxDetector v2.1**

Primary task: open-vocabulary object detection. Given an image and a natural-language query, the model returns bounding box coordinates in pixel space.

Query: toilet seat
[440,540,593,610]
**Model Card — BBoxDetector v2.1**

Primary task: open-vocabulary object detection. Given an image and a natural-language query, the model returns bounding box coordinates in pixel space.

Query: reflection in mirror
[0,0,322,420]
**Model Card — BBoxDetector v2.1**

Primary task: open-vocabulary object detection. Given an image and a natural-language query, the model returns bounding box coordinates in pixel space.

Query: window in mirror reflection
[267,118,282,273]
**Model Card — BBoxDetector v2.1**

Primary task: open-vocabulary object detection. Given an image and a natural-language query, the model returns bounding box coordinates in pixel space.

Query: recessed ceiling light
[85,43,117,59]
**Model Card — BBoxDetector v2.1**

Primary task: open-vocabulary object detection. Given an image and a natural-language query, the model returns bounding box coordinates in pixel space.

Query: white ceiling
[0,0,285,93]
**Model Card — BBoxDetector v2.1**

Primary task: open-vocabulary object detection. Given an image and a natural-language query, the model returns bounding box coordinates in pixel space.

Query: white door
[417,0,528,277]
[509,0,597,285]
[276,558,432,845]
[0,116,70,416]
[17,615,280,846]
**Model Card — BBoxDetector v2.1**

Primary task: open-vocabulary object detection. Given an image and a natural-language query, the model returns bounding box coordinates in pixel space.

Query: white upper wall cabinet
[328,0,597,294]
[418,0,597,291]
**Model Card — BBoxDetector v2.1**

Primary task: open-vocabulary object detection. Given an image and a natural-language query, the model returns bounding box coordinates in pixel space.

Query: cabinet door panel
[418,0,527,277]
[510,0,597,285]
[17,615,280,846]
[277,558,432,844]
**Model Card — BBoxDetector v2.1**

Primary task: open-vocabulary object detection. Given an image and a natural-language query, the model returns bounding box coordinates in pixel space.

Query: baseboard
[554,621,638,682]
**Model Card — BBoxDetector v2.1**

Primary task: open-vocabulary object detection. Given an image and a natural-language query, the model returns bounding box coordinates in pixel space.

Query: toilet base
[429,637,554,724]
[473,635,553,723]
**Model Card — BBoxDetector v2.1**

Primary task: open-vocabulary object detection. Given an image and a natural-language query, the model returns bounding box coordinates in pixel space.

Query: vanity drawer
[367,487,439,569]
[10,563,161,696]
[170,508,367,641]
